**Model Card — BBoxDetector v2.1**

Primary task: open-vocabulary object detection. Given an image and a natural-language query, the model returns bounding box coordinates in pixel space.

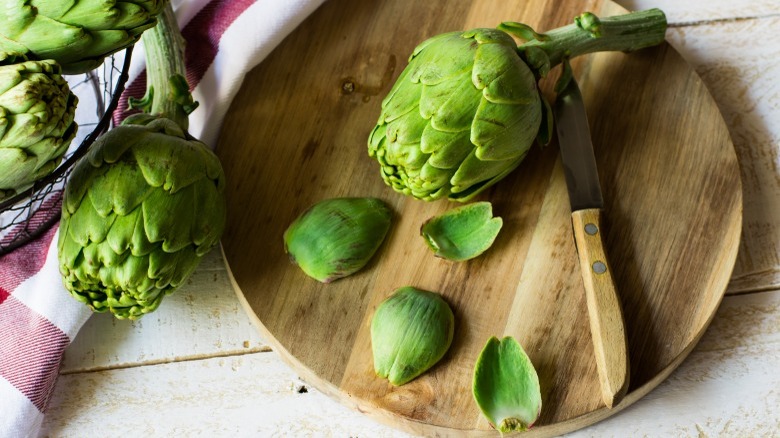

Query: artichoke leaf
[408,32,474,85]
[0,147,36,188]
[473,42,537,105]
[427,70,482,132]
[87,160,153,217]
[54,1,155,31]
[192,178,227,252]
[417,161,453,192]
[425,129,473,169]
[462,28,516,46]
[371,287,454,386]
[473,336,542,433]
[385,107,428,146]
[105,207,155,257]
[67,194,117,246]
[421,202,503,261]
[142,186,196,253]
[450,152,526,200]
[379,66,419,123]
[471,94,540,161]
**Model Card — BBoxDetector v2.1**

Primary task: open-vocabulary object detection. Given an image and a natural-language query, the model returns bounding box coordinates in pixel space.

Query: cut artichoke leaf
[420,201,502,262]
[473,336,542,434]
[283,198,392,283]
[371,286,454,386]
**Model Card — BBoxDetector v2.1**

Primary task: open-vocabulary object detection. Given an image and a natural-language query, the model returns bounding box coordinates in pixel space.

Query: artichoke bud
[421,201,503,262]
[369,10,668,202]
[283,197,392,283]
[473,336,542,433]
[368,28,542,202]
[58,116,226,319]
[371,286,454,386]
[0,0,165,74]
[0,59,78,200]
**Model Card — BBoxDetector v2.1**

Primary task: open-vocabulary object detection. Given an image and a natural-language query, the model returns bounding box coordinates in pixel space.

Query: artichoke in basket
[0,0,165,74]
[368,9,667,201]
[58,115,226,319]
[58,3,225,319]
[0,58,77,200]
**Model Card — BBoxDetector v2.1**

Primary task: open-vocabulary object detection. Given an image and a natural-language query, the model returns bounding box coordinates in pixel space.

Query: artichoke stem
[518,8,667,73]
[139,3,196,131]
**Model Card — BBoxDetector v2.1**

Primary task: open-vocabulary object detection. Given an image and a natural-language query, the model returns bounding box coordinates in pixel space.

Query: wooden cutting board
[216,0,742,436]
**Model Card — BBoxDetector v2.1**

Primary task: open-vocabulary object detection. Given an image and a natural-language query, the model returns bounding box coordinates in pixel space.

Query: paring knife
[554,76,629,408]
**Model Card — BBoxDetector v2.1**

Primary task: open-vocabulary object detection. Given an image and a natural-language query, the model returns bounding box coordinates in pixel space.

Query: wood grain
[215,0,742,435]
[571,208,629,408]
[659,17,780,294]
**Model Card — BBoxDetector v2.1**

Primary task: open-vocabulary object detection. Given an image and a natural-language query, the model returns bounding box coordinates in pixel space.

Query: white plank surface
[622,0,780,23]
[42,2,780,437]
[42,290,780,437]
[662,18,780,294]
[61,248,268,373]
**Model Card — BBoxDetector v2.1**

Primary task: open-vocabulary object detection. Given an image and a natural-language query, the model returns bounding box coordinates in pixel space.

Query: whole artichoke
[58,115,226,319]
[369,10,668,202]
[0,59,77,200]
[369,29,541,202]
[0,0,165,74]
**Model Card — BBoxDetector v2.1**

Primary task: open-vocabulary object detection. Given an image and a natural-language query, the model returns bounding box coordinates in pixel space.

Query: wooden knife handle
[571,208,629,408]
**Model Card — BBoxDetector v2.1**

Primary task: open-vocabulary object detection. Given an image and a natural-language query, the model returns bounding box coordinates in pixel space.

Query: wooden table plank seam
[667,12,780,28]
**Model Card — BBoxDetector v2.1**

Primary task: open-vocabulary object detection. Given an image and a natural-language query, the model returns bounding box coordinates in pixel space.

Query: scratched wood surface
[213,0,741,435]
[42,1,780,436]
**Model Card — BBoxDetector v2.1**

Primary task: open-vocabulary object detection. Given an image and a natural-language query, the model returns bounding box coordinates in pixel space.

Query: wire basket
[0,47,134,255]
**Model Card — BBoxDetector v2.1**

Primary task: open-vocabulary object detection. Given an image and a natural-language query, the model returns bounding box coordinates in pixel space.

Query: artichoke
[0,59,77,200]
[58,3,225,319]
[369,9,667,201]
[0,0,165,74]
[58,115,226,319]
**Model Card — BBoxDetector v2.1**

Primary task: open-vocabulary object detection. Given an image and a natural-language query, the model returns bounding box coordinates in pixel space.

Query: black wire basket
[0,47,134,255]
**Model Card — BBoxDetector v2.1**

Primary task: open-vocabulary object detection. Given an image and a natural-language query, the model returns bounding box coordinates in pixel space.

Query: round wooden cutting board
[216,0,742,436]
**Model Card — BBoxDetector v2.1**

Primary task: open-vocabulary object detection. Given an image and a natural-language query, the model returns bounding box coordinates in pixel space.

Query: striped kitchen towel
[0,1,325,436]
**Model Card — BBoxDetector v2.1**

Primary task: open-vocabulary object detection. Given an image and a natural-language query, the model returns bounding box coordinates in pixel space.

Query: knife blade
[554,77,629,409]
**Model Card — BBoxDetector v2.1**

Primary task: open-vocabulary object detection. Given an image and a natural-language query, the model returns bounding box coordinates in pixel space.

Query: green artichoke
[369,10,667,202]
[0,59,77,200]
[0,0,165,74]
[369,28,541,202]
[58,115,226,319]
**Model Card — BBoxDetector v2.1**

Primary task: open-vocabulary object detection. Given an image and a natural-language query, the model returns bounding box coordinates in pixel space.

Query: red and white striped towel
[0,1,324,436]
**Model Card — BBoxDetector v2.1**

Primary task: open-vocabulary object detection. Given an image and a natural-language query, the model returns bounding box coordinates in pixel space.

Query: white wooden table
[41,1,780,436]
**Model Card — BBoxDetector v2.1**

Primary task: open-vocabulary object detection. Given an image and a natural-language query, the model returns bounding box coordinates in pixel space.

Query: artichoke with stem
[58,4,226,319]
[0,58,78,200]
[368,9,667,202]
[0,0,166,74]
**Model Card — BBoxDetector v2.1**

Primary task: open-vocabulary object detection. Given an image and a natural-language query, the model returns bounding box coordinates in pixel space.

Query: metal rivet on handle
[593,261,607,274]
[585,223,598,235]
